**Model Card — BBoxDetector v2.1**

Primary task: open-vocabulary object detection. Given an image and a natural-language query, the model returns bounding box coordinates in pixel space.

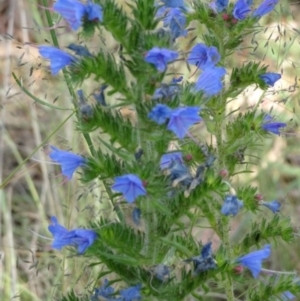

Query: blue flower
[161,0,185,8]
[156,6,169,19]
[85,0,103,22]
[120,284,142,301]
[252,0,278,17]
[262,114,286,135]
[186,242,217,274]
[53,0,86,31]
[259,72,281,86]
[153,77,182,101]
[281,291,296,301]
[77,89,93,118]
[53,0,102,31]
[148,104,172,124]
[209,0,229,13]
[49,146,86,180]
[188,43,220,70]
[48,216,97,254]
[163,8,187,39]
[194,67,226,96]
[153,264,170,281]
[132,207,142,226]
[221,195,243,216]
[165,159,192,188]
[172,76,183,84]
[93,84,108,106]
[167,107,201,139]
[91,279,115,301]
[261,200,281,213]
[111,174,147,203]
[67,43,92,57]
[39,46,76,75]
[233,0,251,20]
[236,245,271,278]
[144,47,178,72]
[160,152,183,169]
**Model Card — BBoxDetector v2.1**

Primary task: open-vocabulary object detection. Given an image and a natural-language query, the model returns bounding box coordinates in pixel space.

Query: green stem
[215,115,224,170]
[215,102,234,301]
[221,219,234,301]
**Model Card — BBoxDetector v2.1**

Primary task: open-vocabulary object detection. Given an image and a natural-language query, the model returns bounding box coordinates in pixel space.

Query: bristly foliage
[246,275,300,301]
[61,291,89,301]
[239,216,294,252]
[77,105,138,152]
[33,0,298,300]
[228,62,269,97]
[70,51,130,96]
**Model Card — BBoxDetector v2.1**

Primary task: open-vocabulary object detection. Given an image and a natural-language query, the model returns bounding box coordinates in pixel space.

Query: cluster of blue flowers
[44,0,285,239]
[91,280,141,301]
[211,0,278,19]
[38,0,103,74]
[37,0,296,299]
[184,242,272,279]
[148,105,201,139]
[48,216,97,254]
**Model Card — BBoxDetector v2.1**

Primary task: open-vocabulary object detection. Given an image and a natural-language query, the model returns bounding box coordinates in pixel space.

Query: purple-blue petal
[111,174,146,203]
[194,67,226,96]
[233,0,251,20]
[160,152,183,169]
[85,1,103,21]
[49,146,86,180]
[262,115,286,135]
[148,104,172,124]
[201,242,213,258]
[188,43,220,70]
[120,284,142,301]
[153,264,170,282]
[132,207,142,225]
[48,216,96,254]
[262,122,286,135]
[237,245,271,278]
[261,200,281,213]
[221,195,243,216]
[39,46,76,75]
[48,216,69,238]
[153,77,182,100]
[252,0,278,17]
[92,279,115,300]
[167,107,201,139]
[281,291,296,301]
[163,8,187,39]
[161,0,185,8]
[210,0,229,12]
[259,72,281,86]
[144,47,178,72]
[53,0,86,31]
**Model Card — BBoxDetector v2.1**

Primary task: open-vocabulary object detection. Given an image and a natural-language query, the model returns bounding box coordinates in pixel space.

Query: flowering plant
[10,0,300,300]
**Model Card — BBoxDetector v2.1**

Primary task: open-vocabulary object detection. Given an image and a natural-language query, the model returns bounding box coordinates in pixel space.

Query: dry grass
[0,1,101,300]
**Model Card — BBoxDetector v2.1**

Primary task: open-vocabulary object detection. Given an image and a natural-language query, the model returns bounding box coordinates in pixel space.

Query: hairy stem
[215,103,234,301]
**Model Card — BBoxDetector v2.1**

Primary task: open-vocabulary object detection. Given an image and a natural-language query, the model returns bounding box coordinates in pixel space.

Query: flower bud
[185,154,193,161]
[222,13,230,21]
[233,265,244,274]
[219,169,228,178]
[254,193,264,201]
